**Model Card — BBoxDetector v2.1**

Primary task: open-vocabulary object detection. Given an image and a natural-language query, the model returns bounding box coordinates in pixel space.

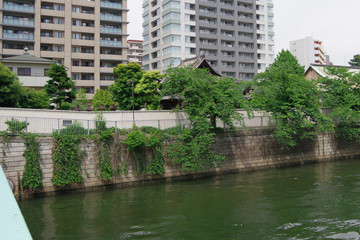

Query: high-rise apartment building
[127,39,143,65]
[289,37,328,69]
[0,0,128,97]
[142,0,275,80]
[256,0,275,73]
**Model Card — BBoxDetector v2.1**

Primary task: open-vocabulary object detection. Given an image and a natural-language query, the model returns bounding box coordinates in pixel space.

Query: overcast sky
[128,0,360,65]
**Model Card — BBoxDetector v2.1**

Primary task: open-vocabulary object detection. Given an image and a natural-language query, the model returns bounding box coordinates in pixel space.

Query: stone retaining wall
[1,130,359,199]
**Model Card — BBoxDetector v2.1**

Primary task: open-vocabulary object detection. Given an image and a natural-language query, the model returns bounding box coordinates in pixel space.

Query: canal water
[20,160,360,239]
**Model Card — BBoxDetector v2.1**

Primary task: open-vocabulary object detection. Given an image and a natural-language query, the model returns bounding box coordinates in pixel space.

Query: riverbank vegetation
[1,51,360,187]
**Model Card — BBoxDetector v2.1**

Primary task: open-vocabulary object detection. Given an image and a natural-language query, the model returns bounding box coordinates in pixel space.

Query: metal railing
[0,115,274,136]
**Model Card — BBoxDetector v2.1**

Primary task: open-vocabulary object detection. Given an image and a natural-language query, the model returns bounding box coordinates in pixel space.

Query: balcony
[100,1,122,9]
[3,3,34,13]
[3,18,34,27]
[100,27,122,34]
[100,14,122,22]
[100,40,122,47]
[2,32,34,41]
[40,51,65,58]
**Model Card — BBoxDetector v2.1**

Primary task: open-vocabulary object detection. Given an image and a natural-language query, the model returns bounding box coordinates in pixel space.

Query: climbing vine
[167,127,225,172]
[21,133,43,190]
[51,127,85,186]
[123,127,165,175]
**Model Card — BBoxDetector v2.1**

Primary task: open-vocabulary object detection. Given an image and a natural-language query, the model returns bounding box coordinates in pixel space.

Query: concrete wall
[1,129,360,200]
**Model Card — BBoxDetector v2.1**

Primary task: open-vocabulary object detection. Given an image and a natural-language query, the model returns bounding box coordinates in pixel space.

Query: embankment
[1,129,359,199]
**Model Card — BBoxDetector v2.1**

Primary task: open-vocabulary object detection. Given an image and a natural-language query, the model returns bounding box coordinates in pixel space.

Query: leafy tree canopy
[19,88,50,109]
[45,63,76,109]
[0,63,23,107]
[252,50,333,148]
[135,71,164,110]
[109,62,143,110]
[109,63,163,110]
[318,67,360,141]
[92,89,118,111]
[348,54,360,67]
[161,67,247,129]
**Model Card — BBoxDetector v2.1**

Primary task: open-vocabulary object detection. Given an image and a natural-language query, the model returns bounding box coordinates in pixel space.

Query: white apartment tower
[142,0,275,80]
[289,37,327,69]
[0,0,128,97]
[256,0,275,72]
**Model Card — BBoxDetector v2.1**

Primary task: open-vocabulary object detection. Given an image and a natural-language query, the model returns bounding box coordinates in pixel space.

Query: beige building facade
[0,0,128,97]
[127,39,143,65]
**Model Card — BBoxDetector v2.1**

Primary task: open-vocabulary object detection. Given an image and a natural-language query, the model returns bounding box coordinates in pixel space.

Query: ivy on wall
[21,133,43,190]
[51,130,84,186]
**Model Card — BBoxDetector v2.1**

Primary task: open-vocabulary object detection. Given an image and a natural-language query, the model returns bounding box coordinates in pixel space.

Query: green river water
[19,160,360,239]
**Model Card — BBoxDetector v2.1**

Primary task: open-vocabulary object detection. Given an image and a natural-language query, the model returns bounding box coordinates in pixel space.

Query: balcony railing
[3,3,34,12]
[100,40,122,47]
[100,1,122,9]
[2,32,34,40]
[100,14,122,22]
[100,27,122,34]
[3,18,34,26]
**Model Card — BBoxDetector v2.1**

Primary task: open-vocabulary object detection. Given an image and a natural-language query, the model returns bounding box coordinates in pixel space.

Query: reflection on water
[19,160,360,239]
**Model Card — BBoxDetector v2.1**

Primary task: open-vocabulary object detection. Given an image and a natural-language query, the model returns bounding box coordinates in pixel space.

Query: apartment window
[54,4,63,11]
[54,32,63,38]
[72,6,80,12]
[163,1,180,11]
[54,18,63,24]
[163,12,180,22]
[54,46,63,52]
[18,68,31,76]
[163,35,180,44]
[72,33,80,39]
[72,60,80,66]
[256,5,264,11]
[163,24,180,33]
[163,46,181,55]
[72,74,80,80]
[163,58,181,67]
[73,20,80,26]
[256,14,264,21]
[257,24,265,31]
[72,47,80,52]
[41,31,51,37]
[185,3,194,10]
[54,59,63,64]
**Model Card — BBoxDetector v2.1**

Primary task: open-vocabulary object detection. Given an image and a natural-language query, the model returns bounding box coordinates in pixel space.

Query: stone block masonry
[1,130,360,200]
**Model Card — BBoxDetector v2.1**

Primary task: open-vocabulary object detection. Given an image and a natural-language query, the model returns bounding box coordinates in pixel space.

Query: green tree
[92,89,118,111]
[162,67,247,172]
[135,71,164,110]
[318,67,360,141]
[348,54,360,67]
[109,62,143,110]
[45,63,76,109]
[252,50,333,148]
[162,67,247,128]
[0,63,23,107]
[71,89,89,110]
[19,88,50,109]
